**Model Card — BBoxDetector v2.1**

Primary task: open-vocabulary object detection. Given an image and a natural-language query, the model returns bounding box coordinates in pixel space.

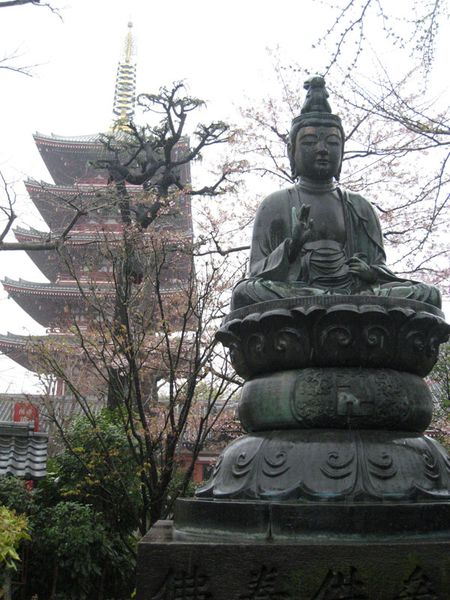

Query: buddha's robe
[231,186,441,310]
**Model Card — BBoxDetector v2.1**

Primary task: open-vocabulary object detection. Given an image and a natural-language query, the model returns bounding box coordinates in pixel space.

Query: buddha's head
[287,76,345,181]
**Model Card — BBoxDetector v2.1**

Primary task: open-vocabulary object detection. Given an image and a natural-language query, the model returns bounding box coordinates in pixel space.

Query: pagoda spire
[112,22,137,129]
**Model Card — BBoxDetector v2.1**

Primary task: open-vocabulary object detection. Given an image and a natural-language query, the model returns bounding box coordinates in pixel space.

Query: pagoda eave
[13,229,63,282]
[0,332,45,371]
[2,278,113,329]
[13,227,124,282]
[24,179,152,231]
[0,332,81,372]
[2,277,112,295]
[33,132,108,186]
[25,180,109,230]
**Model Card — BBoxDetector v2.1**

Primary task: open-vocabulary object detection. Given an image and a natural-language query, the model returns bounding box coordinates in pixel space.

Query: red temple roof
[2,126,194,375]
[0,331,84,372]
[2,277,111,296]
[13,227,63,281]
[24,179,123,231]
[0,332,47,370]
[33,132,192,187]
[2,277,113,329]
[2,275,188,332]
[13,226,123,282]
[33,132,108,186]
[24,179,192,236]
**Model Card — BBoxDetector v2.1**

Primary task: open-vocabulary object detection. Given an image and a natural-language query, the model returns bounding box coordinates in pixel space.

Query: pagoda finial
[112,21,137,130]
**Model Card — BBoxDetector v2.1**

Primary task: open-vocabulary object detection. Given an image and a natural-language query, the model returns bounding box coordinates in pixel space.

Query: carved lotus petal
[216,296,450,379]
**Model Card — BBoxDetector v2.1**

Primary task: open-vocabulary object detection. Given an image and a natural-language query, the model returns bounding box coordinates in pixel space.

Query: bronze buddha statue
[231,76,441,310]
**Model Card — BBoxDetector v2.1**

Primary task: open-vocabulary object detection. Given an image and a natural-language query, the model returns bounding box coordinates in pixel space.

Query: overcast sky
[0,0,448,392]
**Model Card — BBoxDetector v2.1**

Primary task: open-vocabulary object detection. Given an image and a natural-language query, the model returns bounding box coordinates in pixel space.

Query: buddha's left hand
[347,254,377,283]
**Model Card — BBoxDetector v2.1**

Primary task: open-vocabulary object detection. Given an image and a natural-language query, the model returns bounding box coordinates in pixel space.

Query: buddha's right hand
[289,204,314,261]
[347,253,377,283]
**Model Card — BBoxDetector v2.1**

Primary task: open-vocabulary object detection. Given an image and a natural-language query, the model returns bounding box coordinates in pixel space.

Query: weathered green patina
[231,76,441,310]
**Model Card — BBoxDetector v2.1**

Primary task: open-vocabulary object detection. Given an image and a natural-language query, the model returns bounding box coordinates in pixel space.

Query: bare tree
[314,0,446,76]
[0,0,60,75]
[0,1,57,12]
[18,83,246,533]
[30,215,242,532]
[94,82,245,408]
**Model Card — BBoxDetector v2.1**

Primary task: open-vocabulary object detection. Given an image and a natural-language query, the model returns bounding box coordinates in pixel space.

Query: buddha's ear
[287,138,292,157]
[287,140,297,180]
[335,145,344,181]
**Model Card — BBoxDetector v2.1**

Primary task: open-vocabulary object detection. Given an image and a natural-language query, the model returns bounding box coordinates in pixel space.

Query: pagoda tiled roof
[2,277,114,328]
[0,331,73,347]
[33,133,108,185]
[25,178,101,194]
[13,226,52,247]
[0,331,74,345]
[4,277,109,319]
[24,179,144,230]
[14,225,50,238]
[33,131,103,146]
[25,178,142,198]
[0,331,78,371]
[12,226,123,282]
[0,421,48,479]
[33,132,192,186]
[0,332,44,370]
[24,179,105,229]
[13,225,122,243]
[33,131,191,147]
[2,277,112,296]
[0,331,35,347]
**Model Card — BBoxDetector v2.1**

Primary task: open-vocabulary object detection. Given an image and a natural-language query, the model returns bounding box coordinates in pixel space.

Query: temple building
[0,24,204,454]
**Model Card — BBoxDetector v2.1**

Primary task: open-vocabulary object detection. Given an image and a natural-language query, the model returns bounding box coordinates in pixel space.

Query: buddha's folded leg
[376,281,442,309]
[230,278,326,310]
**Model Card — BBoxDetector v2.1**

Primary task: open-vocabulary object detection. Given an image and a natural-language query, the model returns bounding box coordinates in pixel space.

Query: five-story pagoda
[0,23,193,420]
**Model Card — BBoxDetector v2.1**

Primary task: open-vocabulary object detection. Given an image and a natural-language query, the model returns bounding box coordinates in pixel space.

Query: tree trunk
[50,563,58,600]
[3,571,12,600]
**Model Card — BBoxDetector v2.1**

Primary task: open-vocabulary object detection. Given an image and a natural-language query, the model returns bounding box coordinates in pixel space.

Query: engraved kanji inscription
[394,566,438,599]
[152,567,212,600]
[312,567,368,599]
[239,566,289,600]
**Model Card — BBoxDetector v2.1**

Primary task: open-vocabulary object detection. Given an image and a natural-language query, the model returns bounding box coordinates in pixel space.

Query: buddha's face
[293,125,342,181]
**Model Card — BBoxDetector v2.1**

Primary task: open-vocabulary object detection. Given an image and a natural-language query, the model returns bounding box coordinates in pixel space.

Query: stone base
[136,520,450,599]
[197,430,450,502]
[175,499,450,541]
